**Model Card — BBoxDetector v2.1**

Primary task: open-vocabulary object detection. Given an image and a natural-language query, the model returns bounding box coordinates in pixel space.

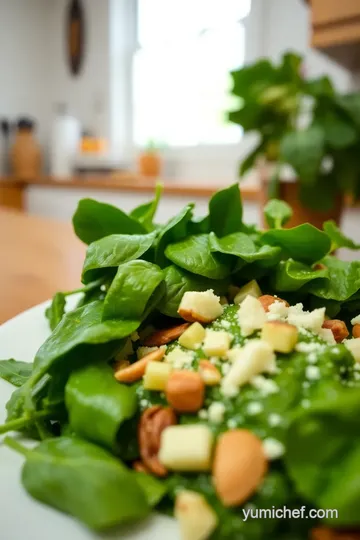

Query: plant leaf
[273,259,329,292]
[165,235,232,279]
[65,363,137,452]
[309,256,360,301]
[324,220,360,251]
[73,199,145,245]
[155,204,194,267]
[45,293,66,331]
[103,260,164,321]
[262,224,331,264]
[0,359,33,387]
[280,126,325,184]
[130,183,163,231]
[81,232,156,283]
[208,183,243,237]
[263,199,293,229]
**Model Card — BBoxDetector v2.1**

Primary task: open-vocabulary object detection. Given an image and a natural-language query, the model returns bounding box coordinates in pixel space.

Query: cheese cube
[203,329,232,357]
[237,295,266,337]
[178,290,223,323]
[159,425,214,471]
[175,490,218,540]
[261,321,298,353]
[221,340,276,395]
[178,322,206,350]
[344,338,360,362]
[351,315,360,325]
[234,280,262,305]
[143,361,172,391]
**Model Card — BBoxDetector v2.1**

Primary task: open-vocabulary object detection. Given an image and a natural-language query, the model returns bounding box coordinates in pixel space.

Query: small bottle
[10,118,42,181]
[138,140,162,178]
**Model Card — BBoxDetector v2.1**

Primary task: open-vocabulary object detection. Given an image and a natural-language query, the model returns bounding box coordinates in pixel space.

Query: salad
[1,183,360,540]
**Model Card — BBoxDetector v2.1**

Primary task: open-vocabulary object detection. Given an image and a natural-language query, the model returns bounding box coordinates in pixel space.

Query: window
[133,0,252,148]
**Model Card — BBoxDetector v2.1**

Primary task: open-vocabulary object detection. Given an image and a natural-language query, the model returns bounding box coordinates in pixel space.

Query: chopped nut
[144,323,190,346]
[322,319,349,343]
[166,371,205,412]
[353,324,360,339]
[258,295,289,312]
[114,348,165,382]
[198,360,221,386]
[138,405,177,477]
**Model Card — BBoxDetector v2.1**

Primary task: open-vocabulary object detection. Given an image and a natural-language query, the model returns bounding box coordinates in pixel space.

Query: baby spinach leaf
[323,220,360,251]
[155,204,194,267]
[45,293,66,331]
[273,259,329,292]
[0,359,33,387]
[30,301,139,390]
[264,199,293,229]
[135,472,167,507]
[103,260,164,321]
[209,232,282,268]
[5,436,149,530]
[188,214,210,235]
[73,198,146,244]
[208,183,243,237]
[65,363,137,452]
[165,234,232,279]
[309,256,360,301]
[285,387,360,526]
[160,265,229,318]
[81,232,156,283]
[262,224,331,264]
[130,182,163,231]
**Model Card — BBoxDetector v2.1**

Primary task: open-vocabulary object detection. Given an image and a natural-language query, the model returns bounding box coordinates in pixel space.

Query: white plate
[0,302,179,540]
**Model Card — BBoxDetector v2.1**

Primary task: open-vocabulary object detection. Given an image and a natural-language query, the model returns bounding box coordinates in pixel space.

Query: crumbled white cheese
[288,306,325,333]
[301,399,310,408]
[344,338,360,362]
[318,327,336,345]
[221,340,276,396]
[262,438,285,460]
[251,375,279,396]
[165,347,194,369]
[178,289,223,322]
[209,356,220,365]
[227,419,237,429]
[268,413,282,427]
[221,320,231,329]
[307,353,317,364]
[266,301,289,322]
[140,399,150,408]
[295,341,323,354]
[351,315,360,326]
[247,402,263,416]
[237,295,266,337]
[203,329,232,357]
[208,402,226,424]
[137,345,158,359]
[198,409,208,420]
[221,363,231,375]
[306,365,321,380]
[226,347,242,363]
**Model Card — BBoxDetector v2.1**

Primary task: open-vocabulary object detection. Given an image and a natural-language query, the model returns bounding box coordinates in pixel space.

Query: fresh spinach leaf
[309,256,360,301]
[273,259,329,292]
[264,199,293,229]
[103,260,164,321]
[208,183,243,237]
[0,359,33,387]
[160,265,229,318]
[262,224,331,264]
[165,234,232,279]
[323,220,360,251]
[65,363,137,452]
[209,232,282,267]
[155,204,194,267]
[45,293,66,331]
[5,436,149,530]
[130,183,163,231]
[73,198,145,245]
[81,232,156,283]
[188,214,210,235]
[285,386,360,526]
[135,472,167,507]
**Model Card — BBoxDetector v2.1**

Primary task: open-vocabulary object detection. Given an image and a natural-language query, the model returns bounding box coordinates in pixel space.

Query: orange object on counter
[10,119,42,181]
[138,142,162,177]
[80,136,107,154]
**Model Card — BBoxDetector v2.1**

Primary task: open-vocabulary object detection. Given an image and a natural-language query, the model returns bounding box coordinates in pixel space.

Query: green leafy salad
[1,183,360,540]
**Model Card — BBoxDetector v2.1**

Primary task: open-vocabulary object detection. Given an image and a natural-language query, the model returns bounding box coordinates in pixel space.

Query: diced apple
[261,321,298,353]
[178,290,223,323]
[237,295,266,337]
[179,322,206,350]
[203,329,232,357]
[175,490,218,540]
[159,425,214,472]
[234,280,262,305]
[143,361,172,391]
[344,338,360,362]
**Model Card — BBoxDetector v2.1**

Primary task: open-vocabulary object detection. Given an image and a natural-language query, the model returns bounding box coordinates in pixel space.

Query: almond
[322,319,349,343]
[144,323,190,347]
[166,371,205,413]
[353,324,360,339]
[114,348,165,382]
[258,295,289,312]
[213,429,268,507]
[198,360,221,386]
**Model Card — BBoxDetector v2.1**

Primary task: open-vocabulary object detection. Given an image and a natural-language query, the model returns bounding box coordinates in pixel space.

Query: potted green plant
[228,52,360,228]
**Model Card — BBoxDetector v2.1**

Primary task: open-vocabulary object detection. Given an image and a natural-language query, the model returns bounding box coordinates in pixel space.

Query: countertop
[0,208,85,323]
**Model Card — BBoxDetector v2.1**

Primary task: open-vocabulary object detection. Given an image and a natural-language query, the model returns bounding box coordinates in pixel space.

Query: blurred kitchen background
[0,0,360,259]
